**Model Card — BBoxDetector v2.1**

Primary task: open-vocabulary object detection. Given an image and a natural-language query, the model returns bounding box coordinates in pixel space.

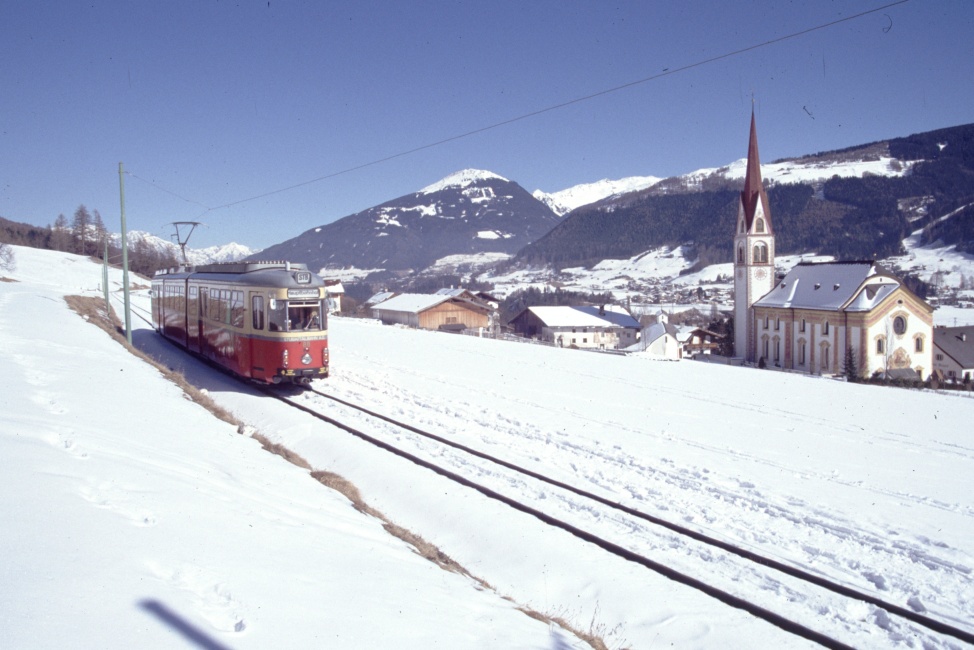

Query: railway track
[263,384,974,649]
[118,295,973,648]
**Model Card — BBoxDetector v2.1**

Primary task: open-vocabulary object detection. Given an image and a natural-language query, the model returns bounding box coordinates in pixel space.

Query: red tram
[151,261,329,384]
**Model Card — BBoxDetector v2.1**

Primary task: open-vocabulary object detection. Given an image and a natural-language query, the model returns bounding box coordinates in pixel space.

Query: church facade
[733,113,933,379]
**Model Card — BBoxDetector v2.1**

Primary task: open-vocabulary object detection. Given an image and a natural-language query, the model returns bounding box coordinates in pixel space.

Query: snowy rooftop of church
[754,261,902,311]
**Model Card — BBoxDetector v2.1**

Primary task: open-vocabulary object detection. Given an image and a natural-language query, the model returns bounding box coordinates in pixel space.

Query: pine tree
[843,345,860,382]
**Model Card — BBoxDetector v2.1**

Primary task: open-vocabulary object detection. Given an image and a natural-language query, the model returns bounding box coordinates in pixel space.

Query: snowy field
[3,246,974,648]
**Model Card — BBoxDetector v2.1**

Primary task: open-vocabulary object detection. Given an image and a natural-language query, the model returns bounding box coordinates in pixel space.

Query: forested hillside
[516,123,974,269]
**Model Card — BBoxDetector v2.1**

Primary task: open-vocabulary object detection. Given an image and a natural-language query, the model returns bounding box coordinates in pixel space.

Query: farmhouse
[933,325,974,382]
[371,293,490,332]
[509,305,640,350]
[680,327,724,357]
[733,111,933,378]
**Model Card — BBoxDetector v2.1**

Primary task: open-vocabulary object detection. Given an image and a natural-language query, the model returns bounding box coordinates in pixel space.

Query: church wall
[858,290,933,379]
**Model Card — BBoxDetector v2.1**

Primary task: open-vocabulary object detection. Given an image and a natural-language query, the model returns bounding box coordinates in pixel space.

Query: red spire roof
[740,110,772,232]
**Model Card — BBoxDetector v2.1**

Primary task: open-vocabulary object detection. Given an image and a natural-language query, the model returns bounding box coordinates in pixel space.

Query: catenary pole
[102,239,109,314]
[119,162,132,344]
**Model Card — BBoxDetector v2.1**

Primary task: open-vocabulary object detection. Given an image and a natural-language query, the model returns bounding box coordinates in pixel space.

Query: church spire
[740,110,772,232]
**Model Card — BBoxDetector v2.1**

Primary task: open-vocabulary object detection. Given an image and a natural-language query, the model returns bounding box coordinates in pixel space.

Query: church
[733,112,933,379]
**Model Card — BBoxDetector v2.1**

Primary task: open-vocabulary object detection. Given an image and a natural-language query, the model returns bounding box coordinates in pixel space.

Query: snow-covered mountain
[252,169,560,273]
[533,175,663,216]
[109,230,258,265]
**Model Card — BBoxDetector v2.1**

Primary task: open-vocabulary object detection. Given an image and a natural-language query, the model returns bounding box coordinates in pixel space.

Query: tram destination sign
[287,288,320,299]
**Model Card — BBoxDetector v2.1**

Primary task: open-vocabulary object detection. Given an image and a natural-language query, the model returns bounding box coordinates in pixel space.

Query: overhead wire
[128,0,910,217]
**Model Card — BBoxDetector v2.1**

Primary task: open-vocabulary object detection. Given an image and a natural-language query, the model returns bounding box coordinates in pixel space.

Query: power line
[134,0,911,215]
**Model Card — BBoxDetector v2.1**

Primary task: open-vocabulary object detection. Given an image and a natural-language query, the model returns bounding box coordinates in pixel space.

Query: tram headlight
[322,348,329,366]
[301,352,312,365]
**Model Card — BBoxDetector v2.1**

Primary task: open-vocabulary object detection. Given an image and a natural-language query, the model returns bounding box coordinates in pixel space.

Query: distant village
[321,114,974,388]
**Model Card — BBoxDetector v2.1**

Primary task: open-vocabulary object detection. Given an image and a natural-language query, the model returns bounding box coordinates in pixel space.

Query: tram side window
[215,290,226,323]
[231,291,244,328]
[189,286,198,317]
[268,299,287,332]
[252,296,265,330]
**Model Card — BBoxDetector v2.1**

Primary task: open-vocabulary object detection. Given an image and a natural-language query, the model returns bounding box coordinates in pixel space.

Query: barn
[371,293,491,331]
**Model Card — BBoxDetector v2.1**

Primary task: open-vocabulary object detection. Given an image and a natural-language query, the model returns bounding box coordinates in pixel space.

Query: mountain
[533,175,662,216]
[111,231,258,265]
[516,122,974,271]
[251,169,561,273]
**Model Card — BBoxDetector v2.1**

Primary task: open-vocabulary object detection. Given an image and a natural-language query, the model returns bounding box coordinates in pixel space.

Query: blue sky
[2,0,972,250]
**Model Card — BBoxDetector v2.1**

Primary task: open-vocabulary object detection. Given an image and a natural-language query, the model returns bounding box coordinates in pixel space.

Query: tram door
[197,287,208,355]
[249,292,265,379]
[187,285,200,351]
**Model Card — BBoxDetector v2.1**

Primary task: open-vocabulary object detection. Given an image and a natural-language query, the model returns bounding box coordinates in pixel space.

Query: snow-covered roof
[364,291,396,307]
[528,305,640,329]
[434,288,470,298]
[642,322,679,343]
[373,293,451,314]
[754,262,885,311]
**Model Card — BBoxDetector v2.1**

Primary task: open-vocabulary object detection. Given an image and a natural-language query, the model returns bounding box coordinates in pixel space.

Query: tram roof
[153,261,325,288]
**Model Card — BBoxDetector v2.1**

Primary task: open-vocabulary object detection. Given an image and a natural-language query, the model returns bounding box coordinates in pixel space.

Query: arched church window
[753,242,768,264]
[755,218,765,233]
[739,220,745,234]
[737,246,744,263]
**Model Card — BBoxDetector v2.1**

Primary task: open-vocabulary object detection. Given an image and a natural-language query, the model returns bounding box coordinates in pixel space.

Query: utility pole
[119,162,132,345]
[102,239,109,314]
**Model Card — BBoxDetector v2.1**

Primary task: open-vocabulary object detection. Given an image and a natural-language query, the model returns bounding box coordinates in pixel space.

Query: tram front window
[288,302,322,331]
[268,300,288,332]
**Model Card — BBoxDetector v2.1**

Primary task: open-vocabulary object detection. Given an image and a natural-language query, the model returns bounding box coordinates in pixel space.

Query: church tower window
[753,242,768,264]
[756,218,766,233]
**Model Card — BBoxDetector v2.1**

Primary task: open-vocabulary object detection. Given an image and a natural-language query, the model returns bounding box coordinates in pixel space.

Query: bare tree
[72,205,92,255]
[52,213,71,251]
[0,241,14,272]
[91,209,108,258]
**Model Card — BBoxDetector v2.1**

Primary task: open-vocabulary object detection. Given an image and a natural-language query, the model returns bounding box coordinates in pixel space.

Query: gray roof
[934,326,974,370]
[754,261,900,312]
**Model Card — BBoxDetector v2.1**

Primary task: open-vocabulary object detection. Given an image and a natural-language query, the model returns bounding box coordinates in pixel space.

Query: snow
[419,169,509,195]
[3,244,974,648]
[534,175,663,216]
[685,155,917,188]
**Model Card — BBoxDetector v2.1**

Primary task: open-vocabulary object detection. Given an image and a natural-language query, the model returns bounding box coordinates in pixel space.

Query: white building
[509,305,640,350]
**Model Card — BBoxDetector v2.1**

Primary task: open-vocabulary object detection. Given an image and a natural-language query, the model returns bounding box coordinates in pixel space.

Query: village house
[680,327,724,357]
[933,325,974,382]
[634,321,682,359]
[371,293,491,332]
[509,305,640,350]
[733,111,933,379]
[322,279,345,314]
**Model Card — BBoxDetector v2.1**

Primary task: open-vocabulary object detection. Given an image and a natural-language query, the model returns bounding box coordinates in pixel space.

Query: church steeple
[740,110,772,233]
[734,109,776,362]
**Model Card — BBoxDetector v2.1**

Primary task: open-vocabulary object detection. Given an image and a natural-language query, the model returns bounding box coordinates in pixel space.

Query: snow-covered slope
[419,168,510,194]
[3,244,974,647]
[533,175,662,215]
[0,246,585,649]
